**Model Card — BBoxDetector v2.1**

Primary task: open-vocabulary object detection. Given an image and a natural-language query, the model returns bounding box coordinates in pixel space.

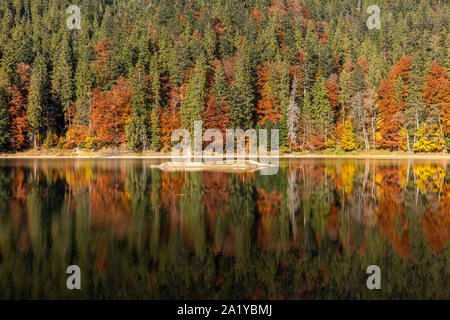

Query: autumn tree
[326,73,340,122]
[376,78,403,150]
[423,63,449,150]
[8,64,31,150]
[202,62,231,133]
[91,77,132,146]
[340,120,357,151]
[255,63,280,126]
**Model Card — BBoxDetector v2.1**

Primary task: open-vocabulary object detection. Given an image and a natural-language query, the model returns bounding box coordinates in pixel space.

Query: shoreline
[1,151,450,161]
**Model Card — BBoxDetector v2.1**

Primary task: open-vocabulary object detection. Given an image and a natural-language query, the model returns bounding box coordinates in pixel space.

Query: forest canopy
[0,0,448,153]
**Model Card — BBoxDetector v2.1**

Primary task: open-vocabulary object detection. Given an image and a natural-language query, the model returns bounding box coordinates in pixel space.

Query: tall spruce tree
[0,87,9,150]
[230,52,254,130]
[181,54,207,134]
[311,75,333,141]
[74,45,92,128]
[126,65,150,152]
[28,53,48,149]
[52,32,73,132]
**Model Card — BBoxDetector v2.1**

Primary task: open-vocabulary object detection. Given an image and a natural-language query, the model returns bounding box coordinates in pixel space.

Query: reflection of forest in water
[0,159,448,299]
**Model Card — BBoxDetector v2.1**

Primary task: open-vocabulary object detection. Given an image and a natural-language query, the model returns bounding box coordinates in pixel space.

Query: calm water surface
[0,158,448,299]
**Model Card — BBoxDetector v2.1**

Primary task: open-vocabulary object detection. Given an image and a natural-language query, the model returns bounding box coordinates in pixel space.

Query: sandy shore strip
[1,150,450,160]
[1,154,450,160]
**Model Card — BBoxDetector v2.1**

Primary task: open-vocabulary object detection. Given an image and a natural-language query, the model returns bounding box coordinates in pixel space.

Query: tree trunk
[372,117,376,149]
[363,125,369,150]
[405,127,411,153]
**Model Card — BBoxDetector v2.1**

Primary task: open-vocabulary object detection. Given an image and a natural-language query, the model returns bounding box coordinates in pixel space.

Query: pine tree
[151,106,161,151]
[150,56,162,151]
[214,61,228,104]
[52,32,73,131]
[28,53,48,149]
[126,65,150,152]
[0,87,10,150]
[277,61,290,148]
[74,44,92,128]
[302,21,320,93]
[181,54,207,134]
[230,52,254,129]
[311,75,333,142]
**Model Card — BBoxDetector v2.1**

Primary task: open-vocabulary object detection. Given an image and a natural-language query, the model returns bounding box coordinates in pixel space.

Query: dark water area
[0,158,448,299]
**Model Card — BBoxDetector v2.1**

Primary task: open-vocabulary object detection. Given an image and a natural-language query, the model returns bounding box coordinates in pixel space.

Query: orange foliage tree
[255,63,281,125]
[390,56,412,106]
[91,39,112,88]
[202,93,231,133]
[91,77,132,146]
[326,73,340,121]
[423,63,449,137]
[8,63,31,150]
[376,77,403,149]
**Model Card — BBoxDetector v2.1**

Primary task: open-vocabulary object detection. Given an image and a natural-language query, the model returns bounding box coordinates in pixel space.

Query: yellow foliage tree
[399,127,408,151]
[340,120,357,151]
[413,123,445,152]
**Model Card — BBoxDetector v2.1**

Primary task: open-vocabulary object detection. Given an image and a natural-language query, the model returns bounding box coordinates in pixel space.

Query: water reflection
[0,159,448,299]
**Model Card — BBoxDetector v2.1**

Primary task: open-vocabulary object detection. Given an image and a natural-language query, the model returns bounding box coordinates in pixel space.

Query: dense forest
[0,0,448,153]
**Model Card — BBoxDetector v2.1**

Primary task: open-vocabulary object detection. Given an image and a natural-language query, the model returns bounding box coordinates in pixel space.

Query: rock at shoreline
[150,160,273,172]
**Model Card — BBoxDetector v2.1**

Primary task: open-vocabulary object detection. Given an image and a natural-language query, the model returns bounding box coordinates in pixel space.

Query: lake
[0,158,448,299]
